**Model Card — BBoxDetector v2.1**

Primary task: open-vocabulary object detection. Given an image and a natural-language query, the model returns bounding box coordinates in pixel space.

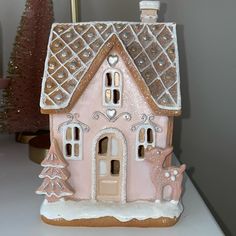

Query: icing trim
[40,199,183,222]
[92,110,132,122]
[58,113,89,161]
[40,23,181,115]
[131,113,162,132]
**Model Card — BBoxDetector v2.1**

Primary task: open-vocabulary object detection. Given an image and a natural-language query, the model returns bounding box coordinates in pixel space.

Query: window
[63,124,82,160]
[97,135,121,177]
[136,125,155,160]
[103,70,122,106]
[98,137,108,155]
[111,160,120,175]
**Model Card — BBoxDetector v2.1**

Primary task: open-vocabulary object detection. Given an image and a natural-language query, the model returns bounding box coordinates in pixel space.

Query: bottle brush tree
[5,0,54,132]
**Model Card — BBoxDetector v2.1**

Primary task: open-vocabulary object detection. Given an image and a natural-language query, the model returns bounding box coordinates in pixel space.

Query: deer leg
[170,185,181,204]
[155,185,163,202]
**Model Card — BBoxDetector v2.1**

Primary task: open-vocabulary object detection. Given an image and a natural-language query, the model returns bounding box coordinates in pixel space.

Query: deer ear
[180,164,186,172]
[164,146,173,155]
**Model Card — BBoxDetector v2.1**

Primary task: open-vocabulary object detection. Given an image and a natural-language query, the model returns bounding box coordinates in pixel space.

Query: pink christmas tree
[36,139,74,202]
[5,0,54,132]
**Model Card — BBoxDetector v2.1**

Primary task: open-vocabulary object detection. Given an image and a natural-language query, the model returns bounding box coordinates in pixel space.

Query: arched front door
[95,132,124,202]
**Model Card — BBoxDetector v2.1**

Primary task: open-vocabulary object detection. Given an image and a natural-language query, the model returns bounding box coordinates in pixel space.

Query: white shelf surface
[0,134,224,236]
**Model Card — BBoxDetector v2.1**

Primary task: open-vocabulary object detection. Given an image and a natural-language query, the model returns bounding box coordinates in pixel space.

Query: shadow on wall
[0,21,3,76]
[190,176,232,236]
[173,25,191,160]
[172,25,232,236]
[159,4,192,168]
[158,3,167,22]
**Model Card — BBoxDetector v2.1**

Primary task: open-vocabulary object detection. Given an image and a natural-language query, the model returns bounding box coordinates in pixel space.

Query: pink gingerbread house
[36,1,186,227]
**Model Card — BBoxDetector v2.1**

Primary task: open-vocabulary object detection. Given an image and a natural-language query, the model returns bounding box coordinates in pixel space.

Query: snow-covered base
[40,199,183,222]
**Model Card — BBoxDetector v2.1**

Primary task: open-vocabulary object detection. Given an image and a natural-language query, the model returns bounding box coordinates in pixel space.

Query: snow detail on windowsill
[40,199,183,222]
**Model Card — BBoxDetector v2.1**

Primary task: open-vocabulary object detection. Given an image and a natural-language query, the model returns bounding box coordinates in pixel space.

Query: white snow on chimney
[139,1,160,23]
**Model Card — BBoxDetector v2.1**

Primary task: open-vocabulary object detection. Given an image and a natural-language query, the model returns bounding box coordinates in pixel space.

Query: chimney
[139,1,160,23]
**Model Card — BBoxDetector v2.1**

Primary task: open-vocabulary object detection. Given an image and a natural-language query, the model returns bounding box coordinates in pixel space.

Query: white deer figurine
[144,146,186,204]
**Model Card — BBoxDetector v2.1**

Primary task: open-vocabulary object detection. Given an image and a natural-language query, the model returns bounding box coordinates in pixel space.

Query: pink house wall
[50,49,169,201]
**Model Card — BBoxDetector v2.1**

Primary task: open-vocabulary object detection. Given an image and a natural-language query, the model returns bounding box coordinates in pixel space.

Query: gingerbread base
[39,199,183,227]
[41,215,179,227]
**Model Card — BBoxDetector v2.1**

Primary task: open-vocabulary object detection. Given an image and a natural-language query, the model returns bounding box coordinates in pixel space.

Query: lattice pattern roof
[40,22,181,114]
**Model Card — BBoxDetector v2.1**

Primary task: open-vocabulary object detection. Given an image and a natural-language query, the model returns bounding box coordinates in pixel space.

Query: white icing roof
[40,22,181,114]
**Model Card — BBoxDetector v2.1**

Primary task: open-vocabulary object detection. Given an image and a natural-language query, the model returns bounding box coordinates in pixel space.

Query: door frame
[91,128,127,203]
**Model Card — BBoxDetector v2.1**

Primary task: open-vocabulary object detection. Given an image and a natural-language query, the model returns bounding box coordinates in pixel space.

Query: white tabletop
[0,134,224,236]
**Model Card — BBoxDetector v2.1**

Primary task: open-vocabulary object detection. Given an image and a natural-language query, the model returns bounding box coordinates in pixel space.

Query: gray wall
[80,1,236,234]
[0,0,235,235]
[0,0,71,76]
[172,1,236,235]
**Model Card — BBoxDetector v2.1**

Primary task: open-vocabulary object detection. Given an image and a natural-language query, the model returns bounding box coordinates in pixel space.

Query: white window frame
[136,125,155,161]
[103,69,123,107]
[63,124,82,160]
